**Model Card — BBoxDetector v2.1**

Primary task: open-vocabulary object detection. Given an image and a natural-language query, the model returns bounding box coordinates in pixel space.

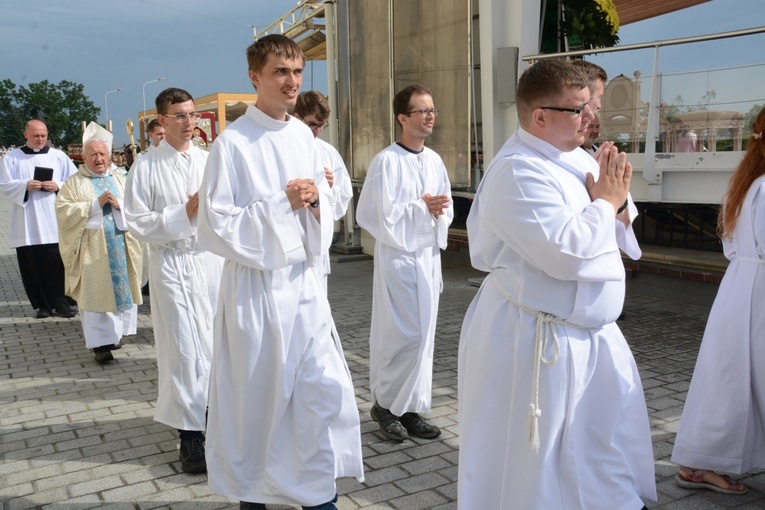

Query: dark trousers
[16,243,68,312]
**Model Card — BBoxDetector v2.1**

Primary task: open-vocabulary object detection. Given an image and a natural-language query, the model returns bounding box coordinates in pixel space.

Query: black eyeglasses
[161,112,202,123]
[306,121,329,130]
[539,103,589,118]
[406,109,439,118]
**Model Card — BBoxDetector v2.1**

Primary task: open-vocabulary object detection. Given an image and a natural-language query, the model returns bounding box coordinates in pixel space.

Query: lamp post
[142,77,166,144]
[104,88,123,131]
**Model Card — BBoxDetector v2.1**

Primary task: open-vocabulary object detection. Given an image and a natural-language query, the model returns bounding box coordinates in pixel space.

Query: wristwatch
[310,199,320,208]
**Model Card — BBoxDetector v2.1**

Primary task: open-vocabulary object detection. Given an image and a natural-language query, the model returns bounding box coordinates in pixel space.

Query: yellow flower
[594,0,620,34]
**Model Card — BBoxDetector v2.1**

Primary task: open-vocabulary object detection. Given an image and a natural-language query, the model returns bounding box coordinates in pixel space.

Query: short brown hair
[393,84,432,127]
[572,59,608,85]
[246,34,305,74]
[295,91,330,122]
[155,88,194,114]
[516,59,588,125]
[147,119,162,133]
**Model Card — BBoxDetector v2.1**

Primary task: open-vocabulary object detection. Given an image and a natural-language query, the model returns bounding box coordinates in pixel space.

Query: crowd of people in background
[1,37,764,509]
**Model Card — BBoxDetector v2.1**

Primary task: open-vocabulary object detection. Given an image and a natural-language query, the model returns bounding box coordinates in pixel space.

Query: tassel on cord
[528,403,542,451]
[528,311,559,453]
[491,278,570,454]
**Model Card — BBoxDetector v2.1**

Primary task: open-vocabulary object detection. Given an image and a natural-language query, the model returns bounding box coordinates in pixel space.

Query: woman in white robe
[671,110,765,494]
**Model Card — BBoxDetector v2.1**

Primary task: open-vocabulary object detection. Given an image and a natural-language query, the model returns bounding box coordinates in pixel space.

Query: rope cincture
[491,277,586,453]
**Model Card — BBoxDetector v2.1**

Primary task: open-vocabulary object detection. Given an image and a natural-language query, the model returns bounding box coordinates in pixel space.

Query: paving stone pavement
[2,194,764,509]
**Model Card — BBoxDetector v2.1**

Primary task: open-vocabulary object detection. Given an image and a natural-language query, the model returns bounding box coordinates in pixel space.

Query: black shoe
[180,438,207,473]
[109,343,122,350]
[36,308,52,319]
[370,403,408,442]
[93,346,114,364]
[400,412,441,439]
[240,503,266,510]
[54,304,77,318]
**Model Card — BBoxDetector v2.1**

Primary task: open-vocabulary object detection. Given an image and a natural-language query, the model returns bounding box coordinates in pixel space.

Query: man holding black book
[0,119,77,319]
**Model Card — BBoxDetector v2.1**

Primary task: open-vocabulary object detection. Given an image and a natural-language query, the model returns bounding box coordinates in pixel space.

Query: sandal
[676,466,748,495]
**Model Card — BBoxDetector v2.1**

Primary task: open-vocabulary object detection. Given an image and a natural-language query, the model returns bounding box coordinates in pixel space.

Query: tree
[0,79,100,148]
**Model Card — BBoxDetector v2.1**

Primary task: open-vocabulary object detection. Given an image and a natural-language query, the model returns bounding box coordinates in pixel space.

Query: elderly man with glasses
[357,84,453,443]
[124,87,223,474]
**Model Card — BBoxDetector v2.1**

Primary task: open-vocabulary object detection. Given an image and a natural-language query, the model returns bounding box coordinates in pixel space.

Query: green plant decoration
[561,0,620,49]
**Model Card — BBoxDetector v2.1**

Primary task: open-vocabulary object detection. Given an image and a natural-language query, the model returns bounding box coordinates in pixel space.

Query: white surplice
[197,105,363,506]
[458,129,656,510]
[0,146,76,247]
[314,137,353,291]
[672,176,765,473]
[356,143,453,416]
[124,140,223,431]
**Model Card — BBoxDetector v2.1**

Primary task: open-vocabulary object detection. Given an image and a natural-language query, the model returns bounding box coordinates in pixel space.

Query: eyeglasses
[161,112,202,123]
[306,121,329,130]
[406,109,439,118]
[539,103,590,118]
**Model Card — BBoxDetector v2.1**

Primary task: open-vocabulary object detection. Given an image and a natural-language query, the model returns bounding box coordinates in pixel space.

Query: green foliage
[0,79,100,148]
[560,0,620,49]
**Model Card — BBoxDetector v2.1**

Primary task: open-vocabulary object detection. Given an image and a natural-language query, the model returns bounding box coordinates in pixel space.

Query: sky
[0,0,763,147]
[0,0,326,146]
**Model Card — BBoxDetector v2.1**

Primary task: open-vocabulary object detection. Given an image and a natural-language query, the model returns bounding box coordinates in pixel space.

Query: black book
[33,166,54,182]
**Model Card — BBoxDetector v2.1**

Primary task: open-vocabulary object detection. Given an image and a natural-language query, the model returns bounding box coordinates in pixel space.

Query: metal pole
[142,77,166,146]
[104,88,123,130]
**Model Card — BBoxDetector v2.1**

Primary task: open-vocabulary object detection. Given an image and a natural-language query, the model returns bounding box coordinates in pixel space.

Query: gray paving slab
[0,195,758,509]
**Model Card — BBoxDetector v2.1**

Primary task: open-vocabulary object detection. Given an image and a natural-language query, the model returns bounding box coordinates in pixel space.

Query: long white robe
[56,165,143,349]
[458,128,656,510]
[315,138,353,291]
[356,143,453,415]
[0,146,76,247]
[197,105,363,506]
[672,176,765,473]
[124,140,222,431]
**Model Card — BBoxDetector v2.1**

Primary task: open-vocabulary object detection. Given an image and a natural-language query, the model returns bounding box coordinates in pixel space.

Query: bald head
[23,120,48,150]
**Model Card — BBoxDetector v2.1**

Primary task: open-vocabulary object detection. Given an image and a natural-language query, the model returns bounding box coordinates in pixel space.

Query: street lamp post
[104,88,123,131]
[142,77,166,145]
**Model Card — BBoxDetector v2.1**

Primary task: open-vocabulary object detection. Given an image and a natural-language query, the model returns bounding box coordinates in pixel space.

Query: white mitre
[82,121,114,153]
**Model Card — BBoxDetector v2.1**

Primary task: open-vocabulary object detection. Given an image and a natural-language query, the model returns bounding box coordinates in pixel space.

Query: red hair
[719,107,765,239]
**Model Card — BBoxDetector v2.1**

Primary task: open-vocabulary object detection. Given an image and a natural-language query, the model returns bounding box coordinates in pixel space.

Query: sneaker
[35,308,52,319]
[370,403,408,442]
[54,304,77,318]
[93,346,114,364]
[400,412,441,439]
[179,438,207,473]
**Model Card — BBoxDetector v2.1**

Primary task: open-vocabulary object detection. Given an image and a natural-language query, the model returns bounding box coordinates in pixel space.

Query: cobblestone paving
[2,195,764,509]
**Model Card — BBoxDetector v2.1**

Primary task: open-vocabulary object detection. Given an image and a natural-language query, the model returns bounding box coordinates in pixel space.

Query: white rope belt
[737,256,765,264]
[491,277,588,452]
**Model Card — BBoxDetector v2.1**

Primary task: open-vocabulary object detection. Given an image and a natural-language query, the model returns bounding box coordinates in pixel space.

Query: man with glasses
[293,90,353,292]
[124,87,223,474]
[458,59,654,509]
[356,84,453,443]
